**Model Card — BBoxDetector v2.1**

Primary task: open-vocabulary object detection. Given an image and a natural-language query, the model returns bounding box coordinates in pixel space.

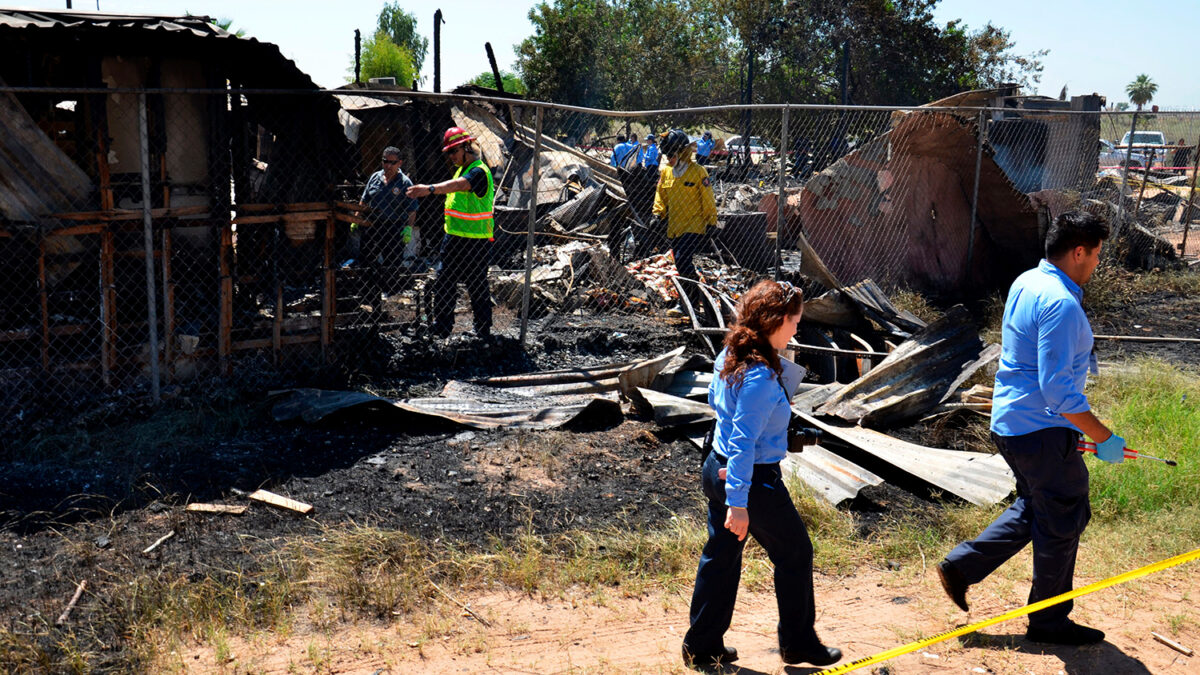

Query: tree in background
[516,0,1046,111]
[377,3,429,74]
[467,70,528,95]
[357,30,416,85]
[1126,74,1158,111]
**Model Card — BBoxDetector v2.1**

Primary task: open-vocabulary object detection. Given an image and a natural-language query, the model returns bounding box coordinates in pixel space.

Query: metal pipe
[520,106,543,346]
[1111,111,1139,241]
[776,104,788,279]
[965,109,986,286]
[137,93,161,403]
[1179,134,1200,257]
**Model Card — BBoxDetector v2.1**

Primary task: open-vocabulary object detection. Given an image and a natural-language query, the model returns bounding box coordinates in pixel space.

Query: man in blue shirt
[936,211,1128,647]
[696,131,715,164]
[610,134,638,171]
[361,146,420,268]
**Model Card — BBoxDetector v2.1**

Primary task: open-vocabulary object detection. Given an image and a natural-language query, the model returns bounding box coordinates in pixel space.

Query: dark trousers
[684,451,822,654]
[671,232,707,317]
[944,427,1091,630]
[431,233,492,337]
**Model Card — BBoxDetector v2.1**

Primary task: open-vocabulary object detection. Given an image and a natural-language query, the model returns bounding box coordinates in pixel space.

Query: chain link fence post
[1111,111,1141,241]
[519,105,543,346]
[776,104,788,279]
[137,92,160,403]
[965,108,986,288]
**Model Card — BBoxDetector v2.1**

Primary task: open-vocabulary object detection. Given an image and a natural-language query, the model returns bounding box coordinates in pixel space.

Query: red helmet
[441,126,475,152]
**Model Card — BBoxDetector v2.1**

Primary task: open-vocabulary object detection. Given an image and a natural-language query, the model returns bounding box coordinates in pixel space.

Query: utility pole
[433,9,443,93]
[354,29,361,85]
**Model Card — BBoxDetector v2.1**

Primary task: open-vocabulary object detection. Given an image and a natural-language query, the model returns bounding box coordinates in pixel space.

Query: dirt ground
[176,564,1200,674]
[1,283,1198,673]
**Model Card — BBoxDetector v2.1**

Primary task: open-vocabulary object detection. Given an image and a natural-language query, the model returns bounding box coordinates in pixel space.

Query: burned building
[0,9,353,390]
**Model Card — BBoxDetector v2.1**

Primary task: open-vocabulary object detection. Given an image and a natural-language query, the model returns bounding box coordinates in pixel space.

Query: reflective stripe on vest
[444,159,494,238]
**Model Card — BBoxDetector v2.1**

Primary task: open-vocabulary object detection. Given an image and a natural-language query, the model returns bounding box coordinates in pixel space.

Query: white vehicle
[1117,131,1168,168]
[724,135,775,154]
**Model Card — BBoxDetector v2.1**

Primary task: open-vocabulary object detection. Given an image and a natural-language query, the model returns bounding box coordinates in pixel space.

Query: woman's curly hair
[720,280,803,387]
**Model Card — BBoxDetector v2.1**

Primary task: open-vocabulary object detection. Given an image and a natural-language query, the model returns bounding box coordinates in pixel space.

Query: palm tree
[1126,74,1158,111]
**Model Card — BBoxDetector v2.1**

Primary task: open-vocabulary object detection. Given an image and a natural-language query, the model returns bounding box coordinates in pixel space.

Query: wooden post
[218,222,233,376]
[321,213,335,359]
[100,227,117,387]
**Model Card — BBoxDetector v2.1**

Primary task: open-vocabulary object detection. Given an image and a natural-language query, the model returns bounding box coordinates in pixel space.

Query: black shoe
[1026,621,1105,645]
[682,644,738,668]
[937,560,970,612]
[780,644,841,666]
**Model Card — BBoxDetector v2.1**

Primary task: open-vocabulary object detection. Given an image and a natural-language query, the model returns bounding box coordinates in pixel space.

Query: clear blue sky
[12,0,1198,108]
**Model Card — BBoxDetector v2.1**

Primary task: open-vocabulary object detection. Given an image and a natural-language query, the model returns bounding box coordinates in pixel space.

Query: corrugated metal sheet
[782,445,885,506]
[796,411,1015,506]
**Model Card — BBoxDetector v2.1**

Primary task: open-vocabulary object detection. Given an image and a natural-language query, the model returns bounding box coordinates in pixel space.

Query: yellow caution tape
[814,546,1200,675]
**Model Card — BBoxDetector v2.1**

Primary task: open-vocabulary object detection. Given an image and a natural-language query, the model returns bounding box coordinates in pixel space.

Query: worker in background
[936,211,1129,647]
[359,145,419,308]
[611,133,638,171]
[652,129,717,324]
[406,127,495,340]
[1170,138,1193,175]
[639,132,660,171]
[696,131,715,165]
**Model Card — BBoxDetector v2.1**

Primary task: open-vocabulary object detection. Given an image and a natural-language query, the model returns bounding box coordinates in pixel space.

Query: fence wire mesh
[2,85,1198,411]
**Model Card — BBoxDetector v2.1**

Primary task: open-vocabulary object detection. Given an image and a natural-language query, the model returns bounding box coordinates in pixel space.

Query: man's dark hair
[1045,211,1110,259]
[616,134,627,144]
[382,145,402,158]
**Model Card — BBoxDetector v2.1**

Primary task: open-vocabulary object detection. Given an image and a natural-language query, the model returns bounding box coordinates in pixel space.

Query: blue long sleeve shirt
[639,143,660,168]
[611,140,638,168]
[991,259,1095,437]
[709,349,790,508]
[696,137,715,158]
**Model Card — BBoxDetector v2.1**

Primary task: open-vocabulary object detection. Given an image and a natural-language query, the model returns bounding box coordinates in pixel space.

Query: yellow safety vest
[444,159,495,238]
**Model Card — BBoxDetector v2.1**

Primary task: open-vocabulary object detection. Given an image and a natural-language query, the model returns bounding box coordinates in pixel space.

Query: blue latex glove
[1095,433,1126,464]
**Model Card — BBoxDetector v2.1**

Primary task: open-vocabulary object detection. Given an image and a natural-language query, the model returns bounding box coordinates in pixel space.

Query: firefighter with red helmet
[407,127,496,339]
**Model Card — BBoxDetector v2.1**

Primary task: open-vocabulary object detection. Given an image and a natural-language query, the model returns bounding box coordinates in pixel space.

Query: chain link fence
[2,85,1197,412]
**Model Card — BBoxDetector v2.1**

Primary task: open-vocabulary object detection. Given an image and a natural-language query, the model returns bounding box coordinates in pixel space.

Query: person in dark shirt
[359,146,418,306]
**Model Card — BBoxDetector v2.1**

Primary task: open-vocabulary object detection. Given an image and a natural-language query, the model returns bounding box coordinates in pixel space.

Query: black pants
[684,451,822,655]
[671,232,707,318]
[944,427,1091,630]
[431,233,492,337]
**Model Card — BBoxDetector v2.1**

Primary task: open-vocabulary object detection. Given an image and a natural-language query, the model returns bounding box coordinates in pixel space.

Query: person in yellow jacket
[407,127,495,339]
[653,129,718,322]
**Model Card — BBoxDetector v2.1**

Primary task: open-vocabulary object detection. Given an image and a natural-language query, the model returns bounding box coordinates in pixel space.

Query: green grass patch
[1085,359,1200,519]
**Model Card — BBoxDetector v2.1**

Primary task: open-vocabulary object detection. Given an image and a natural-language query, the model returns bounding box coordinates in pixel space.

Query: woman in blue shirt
[682,280,841,669]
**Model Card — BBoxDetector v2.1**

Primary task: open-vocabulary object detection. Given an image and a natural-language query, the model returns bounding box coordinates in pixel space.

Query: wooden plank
[284,202,331,212]
[248,489,314,514]
[232,334,322,351]
[281,211,331,223]
[49,224,105,236]
[185,503,248,515]
[53,205,210,221]
[231,214,282,225]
